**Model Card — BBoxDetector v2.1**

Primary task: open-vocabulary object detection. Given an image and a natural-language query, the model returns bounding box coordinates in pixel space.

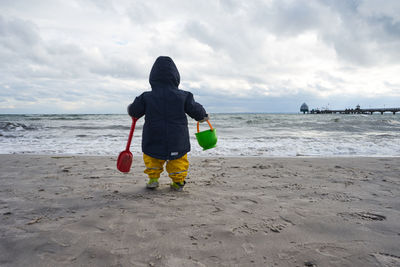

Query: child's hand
[199,115,209,123]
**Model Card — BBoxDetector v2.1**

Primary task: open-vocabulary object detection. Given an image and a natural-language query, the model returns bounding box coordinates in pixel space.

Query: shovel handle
[126,117,138,151]
[197,120,213,133]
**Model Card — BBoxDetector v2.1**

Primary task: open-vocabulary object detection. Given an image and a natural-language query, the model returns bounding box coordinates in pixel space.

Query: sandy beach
[0,155,399,266]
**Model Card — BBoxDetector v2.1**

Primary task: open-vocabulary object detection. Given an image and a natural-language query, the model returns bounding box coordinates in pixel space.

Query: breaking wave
[1,113,400,156]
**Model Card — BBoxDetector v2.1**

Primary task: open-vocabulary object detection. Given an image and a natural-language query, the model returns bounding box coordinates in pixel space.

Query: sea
[1,113,399,157]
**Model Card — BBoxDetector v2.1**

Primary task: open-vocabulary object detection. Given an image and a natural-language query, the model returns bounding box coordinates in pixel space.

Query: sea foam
[1,113,400,157]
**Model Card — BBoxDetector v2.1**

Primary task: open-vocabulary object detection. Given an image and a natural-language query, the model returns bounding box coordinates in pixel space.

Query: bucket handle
[197,120,214,133]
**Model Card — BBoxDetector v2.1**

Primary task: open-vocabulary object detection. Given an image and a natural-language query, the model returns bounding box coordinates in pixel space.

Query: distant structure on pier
[300,103,309,114]
[309,105,400,115]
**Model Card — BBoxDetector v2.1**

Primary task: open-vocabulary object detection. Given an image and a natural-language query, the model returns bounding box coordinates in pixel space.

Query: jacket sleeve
[184,92,207,121]
[127,94,145,118]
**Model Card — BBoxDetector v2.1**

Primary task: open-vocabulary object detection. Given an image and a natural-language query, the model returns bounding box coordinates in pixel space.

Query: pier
[310,106,400,115]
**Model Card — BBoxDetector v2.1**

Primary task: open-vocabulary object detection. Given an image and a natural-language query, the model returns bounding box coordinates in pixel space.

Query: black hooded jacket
[128,56,207,160]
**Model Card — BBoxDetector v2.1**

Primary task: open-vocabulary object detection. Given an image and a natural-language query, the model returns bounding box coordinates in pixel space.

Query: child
[127,56,209,191]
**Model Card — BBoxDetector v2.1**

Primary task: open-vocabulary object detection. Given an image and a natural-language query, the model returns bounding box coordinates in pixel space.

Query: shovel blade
[117,150,133,173]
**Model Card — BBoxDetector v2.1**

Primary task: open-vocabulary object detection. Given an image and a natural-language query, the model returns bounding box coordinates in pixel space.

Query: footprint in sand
[242,242,255,254]
[338,211,386,221]
[372,252,400,266]
[302,191,360,203]
[232,217,292,236]
[252,164,270,169]
[316,244,350,258]
[232,223,259,236]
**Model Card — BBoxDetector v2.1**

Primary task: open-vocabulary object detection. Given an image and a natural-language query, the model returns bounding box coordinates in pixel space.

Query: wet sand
[0,155,399,266]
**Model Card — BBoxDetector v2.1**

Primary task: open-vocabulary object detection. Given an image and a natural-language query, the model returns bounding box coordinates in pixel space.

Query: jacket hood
[149,56,180,88]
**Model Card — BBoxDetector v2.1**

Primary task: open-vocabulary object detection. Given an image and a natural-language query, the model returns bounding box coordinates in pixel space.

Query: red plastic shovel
[117,117,138,173]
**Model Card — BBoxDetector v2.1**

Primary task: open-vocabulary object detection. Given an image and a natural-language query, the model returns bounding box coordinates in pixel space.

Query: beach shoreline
[1,154,399,266]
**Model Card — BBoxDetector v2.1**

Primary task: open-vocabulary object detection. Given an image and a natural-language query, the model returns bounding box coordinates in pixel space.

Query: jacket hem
[143,149,190,161]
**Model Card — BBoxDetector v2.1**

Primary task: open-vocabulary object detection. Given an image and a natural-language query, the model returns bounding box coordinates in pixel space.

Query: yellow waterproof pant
[143,154,189,183]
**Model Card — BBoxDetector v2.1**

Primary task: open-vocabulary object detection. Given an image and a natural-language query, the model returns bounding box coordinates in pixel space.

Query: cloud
[0,0,400,114]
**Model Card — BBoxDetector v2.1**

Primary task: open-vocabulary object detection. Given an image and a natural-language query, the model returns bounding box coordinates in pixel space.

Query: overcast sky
[1,0,400,114]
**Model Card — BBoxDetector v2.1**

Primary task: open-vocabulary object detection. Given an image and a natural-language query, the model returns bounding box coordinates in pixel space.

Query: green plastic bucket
[195,120,217,150]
